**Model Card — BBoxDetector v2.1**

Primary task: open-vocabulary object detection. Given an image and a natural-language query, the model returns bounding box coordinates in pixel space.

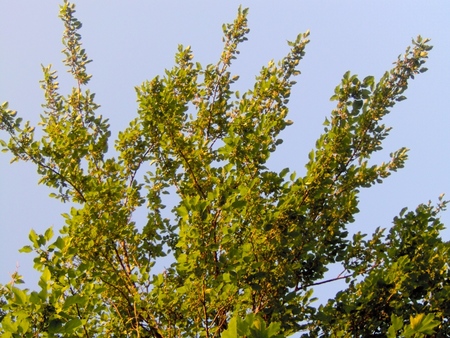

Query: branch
[305,274,352,288]
[304,260,383,289]
[8,132,87,203]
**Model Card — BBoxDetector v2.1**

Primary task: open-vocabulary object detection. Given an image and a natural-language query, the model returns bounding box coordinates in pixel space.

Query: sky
[1,0,450,323]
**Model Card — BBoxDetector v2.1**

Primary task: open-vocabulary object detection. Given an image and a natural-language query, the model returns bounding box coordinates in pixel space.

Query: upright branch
[60,0,92,88]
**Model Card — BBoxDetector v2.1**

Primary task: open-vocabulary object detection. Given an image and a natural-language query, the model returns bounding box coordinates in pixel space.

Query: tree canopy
[0,2,448,337]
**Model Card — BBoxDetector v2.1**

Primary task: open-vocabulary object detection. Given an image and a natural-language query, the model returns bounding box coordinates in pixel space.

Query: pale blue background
[1,1,449,332]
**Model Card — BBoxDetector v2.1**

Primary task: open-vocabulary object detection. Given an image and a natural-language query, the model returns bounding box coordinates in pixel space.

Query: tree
[0,1,448,337]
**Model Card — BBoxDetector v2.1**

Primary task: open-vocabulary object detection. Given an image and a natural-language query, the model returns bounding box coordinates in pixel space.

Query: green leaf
[232,200,247,208]
[53,236,65,250]
[221,316,238,338]
[44,227,54,241]
[41,268,51,283]
[48,319,63,333]
[64,318,83,333]
[19,245,33,253]
[266,322,282,337]
[177,205,189,218]
[1,316,17,333]
[279,167,289,178]
[28,229,39,248]
[409,313,439,335]
[418,313,440,334]
[410,313,424,330]
[63,294,87,309]
[388,314,403,337]
[12,287,27,305]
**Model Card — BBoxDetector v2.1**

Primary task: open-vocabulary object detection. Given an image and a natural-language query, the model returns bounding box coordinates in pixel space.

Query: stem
[306,274,352,288]
[202,280,210,338]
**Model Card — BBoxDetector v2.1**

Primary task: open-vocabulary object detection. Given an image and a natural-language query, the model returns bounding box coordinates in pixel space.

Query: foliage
[221,313,283,338]
[306,201,450,337]
[0,1,447,337]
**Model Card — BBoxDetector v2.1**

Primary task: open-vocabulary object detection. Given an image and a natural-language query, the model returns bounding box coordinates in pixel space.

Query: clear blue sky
[1,0,449,313]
